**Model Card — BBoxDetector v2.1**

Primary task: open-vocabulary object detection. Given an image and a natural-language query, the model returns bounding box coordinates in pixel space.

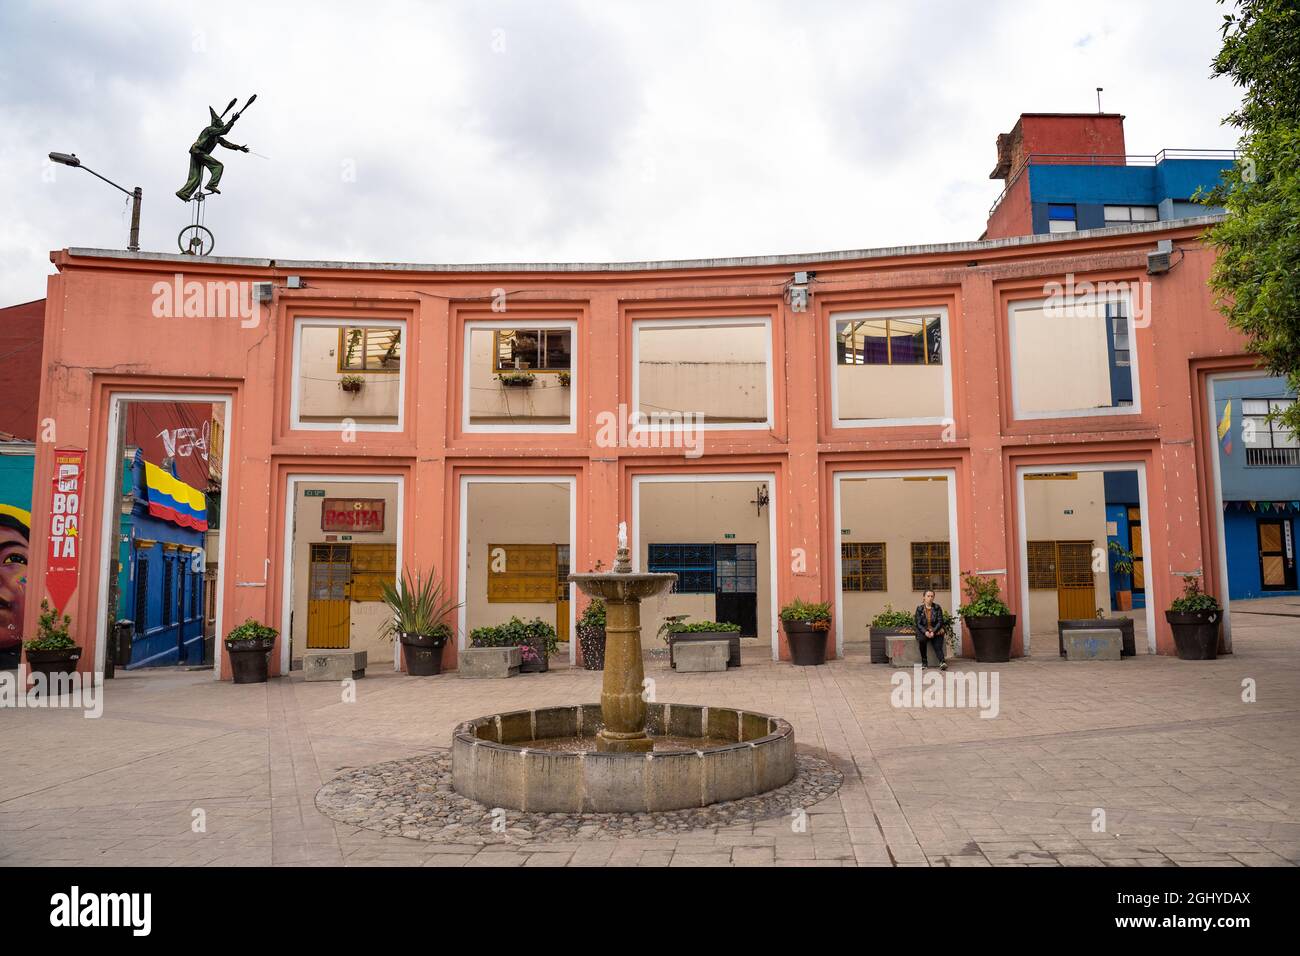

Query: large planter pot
[783,621,830,666]
[401,632,448,676]
[1058,617,1135,657]
[963,615,1016,663]
[519,638,550,673]
[868,626,913,664]
[225,638,274,684]
[1165,609,1222,660]
[576,623,605,670]
[24,646,83,683]
[669,631,741,668]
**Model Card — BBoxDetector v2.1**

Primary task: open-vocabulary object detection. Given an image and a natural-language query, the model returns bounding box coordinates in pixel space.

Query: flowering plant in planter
[471,616,558,672]
[779,598,832,666]
[496,372,536,387]
[779,598,832,629]
[340,374,365,393]
[1166,575,1223,660]
[223,619,278,684]
[956,573,1014,663]
[577,600,607,670]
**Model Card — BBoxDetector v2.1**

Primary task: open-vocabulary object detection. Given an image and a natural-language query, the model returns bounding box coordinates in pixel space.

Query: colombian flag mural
[141,453,208,531]
[1218,400,1233,456]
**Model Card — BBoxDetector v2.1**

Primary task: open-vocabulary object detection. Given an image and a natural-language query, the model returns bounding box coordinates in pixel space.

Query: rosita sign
[321,498,384,533]
[46,448,86,612]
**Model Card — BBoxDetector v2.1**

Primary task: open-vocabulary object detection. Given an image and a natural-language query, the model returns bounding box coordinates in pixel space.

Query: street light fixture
[48,151,143,253]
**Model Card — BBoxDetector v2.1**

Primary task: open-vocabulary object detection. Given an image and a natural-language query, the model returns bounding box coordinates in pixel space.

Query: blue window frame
[1048,203,1076,221]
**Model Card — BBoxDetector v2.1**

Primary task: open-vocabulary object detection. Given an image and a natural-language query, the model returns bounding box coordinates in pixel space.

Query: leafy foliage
[225,618,278,645]
[869,605,916,630]
[470,616,559,659]
[955,573,1012,618]
[579,599,606,628]
[1169,575,1222,613]
[24,600,76,651]
[779,598,832,626]
[1202,0,1300,437]
[667,620,741,633]
[379,568,461,641]
[496,372,536,386]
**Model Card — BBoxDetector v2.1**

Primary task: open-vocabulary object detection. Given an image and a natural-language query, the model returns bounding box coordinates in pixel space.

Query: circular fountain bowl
[451,703,796,813]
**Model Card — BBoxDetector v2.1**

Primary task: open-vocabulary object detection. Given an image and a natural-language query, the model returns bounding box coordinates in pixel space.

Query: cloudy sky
[0,0,1244,304]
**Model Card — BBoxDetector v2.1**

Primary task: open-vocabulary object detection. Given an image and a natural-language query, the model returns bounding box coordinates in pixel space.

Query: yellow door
[1056,540,1097,620]
[556,544,570,643]
[307,544,351,649]
[1127,507,1145,591]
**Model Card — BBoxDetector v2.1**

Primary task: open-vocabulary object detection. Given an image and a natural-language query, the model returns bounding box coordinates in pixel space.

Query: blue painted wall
[122,456,206,668]
[1224,510,1298,599]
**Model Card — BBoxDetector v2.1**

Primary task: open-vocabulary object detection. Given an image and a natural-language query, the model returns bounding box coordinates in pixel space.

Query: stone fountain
[450,523,795,812]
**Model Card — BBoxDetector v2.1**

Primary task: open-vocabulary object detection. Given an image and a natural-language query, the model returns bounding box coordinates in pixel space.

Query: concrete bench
[672,639,730,673]
[1063,628,1123,661]
[885,635,924,666]
[459,646,521,679]
[303,649,367,682]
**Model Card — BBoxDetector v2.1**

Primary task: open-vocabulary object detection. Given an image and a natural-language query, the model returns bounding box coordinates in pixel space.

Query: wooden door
[1127,506,1145,596]
[1258,519,1297,590]
[307,544,351,649]
[1056,540,1097,620]
[555,545,570,643]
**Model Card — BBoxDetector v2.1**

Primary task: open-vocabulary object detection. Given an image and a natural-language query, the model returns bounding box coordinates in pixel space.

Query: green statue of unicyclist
[176,95,256,201]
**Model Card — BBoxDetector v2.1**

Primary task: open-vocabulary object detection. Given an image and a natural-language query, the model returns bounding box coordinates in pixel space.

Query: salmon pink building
[26,210,1260,678]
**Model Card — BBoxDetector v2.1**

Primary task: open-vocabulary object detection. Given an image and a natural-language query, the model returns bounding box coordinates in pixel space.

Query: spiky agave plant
[378,568,462,642]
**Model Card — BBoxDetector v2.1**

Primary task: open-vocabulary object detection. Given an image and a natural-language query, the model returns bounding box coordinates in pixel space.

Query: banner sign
[321,498,385,533]
[46,448,86,612]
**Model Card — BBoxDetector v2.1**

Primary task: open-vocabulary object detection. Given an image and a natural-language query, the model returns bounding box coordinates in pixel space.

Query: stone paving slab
[1,598,1298,867]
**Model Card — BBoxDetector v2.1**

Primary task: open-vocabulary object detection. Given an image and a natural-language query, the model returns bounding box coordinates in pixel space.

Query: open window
[465,322,575,430]
[831,308,950,425]
[293,319,405,429]
[633,318,772,428]
[1009,294,1138,418]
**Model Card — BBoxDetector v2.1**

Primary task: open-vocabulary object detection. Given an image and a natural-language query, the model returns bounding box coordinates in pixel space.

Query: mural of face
[0,518,30,655]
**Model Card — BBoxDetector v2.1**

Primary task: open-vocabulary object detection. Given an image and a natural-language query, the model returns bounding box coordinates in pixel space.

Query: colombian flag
[1218,400,1232,456]
[142,457,208,531]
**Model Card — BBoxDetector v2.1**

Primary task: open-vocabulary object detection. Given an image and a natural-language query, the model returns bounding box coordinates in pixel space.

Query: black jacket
[915,602,944,638]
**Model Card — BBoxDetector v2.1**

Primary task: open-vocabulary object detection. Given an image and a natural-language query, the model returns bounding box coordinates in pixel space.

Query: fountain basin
[451,703,796,812]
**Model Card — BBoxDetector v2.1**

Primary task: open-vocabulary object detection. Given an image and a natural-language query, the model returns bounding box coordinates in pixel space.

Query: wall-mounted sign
[45,448,86,612]
[723,533,736,539]
[321,498,384,533]
[1063,509,1074,515]
[841,529,851,535]
[304,489,326,497]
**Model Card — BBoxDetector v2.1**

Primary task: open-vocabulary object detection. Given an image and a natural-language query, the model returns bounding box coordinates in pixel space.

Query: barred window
[648,543,716,594]
[134,556,149,634]
[162,558,174,625]
[841,542,886,591]
[910,541,951,592]
[1027,541,1057,589]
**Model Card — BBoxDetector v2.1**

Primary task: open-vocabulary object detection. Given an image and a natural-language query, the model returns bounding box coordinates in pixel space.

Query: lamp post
[48,152,142,253]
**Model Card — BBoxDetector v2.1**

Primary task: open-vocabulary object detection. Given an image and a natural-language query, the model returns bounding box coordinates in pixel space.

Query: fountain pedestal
[568,541,676,753]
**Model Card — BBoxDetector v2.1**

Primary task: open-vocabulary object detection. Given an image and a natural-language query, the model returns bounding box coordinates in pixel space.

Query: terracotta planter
[401,631,448,676]
[1114,589,1133,612]
[868,626,913,664]
[1165,609,1222,660]
[963,614,1015,663]
[225,638,274,684]
[669,630,741,668]
[783,620,829,666]
[24,646,83,683]
[576,623,605,670]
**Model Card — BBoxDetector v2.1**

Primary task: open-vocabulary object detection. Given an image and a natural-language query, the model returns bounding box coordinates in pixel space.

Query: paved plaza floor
[2,598,1298,867]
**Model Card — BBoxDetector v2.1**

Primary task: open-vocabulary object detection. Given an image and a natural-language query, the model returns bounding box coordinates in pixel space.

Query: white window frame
[462,319,578,434]
[290,317,407,432]
[829,306,953,428]
[630,316,774,432]
[1008,292,1142,421]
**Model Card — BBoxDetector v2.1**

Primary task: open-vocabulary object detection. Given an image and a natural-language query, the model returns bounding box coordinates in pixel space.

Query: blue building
[1215,378,1300,600]
[984,112,1236,240]
[120,450,208,666]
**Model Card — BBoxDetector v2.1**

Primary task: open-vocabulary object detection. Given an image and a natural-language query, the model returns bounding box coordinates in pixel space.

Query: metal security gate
[715,544,758,637]
[307,544,351,649]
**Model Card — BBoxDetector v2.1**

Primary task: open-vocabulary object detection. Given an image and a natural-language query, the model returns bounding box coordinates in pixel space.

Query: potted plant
[868,605,915,664]
[23,600,82,682]
[1109,540,1135,611]
[576,599,606,670]
[470,616,558,673]
[780,598,832,666]
[666,619,743,668]
[340,374,365,393]
[558,371,572,387]
[224,618,277,684]
[956,573,1015,663]
[496,372,536,388]
[379,568,461,676]
[1165,575,1222,660]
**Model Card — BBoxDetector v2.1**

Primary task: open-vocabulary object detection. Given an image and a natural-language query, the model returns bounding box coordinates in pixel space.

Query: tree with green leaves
[1203,0,1300,436]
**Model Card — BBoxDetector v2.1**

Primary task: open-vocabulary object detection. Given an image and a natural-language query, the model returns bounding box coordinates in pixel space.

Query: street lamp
[48,152,143,253]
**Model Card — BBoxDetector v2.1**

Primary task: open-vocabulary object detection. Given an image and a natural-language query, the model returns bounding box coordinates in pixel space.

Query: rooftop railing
[988,149,1239,219]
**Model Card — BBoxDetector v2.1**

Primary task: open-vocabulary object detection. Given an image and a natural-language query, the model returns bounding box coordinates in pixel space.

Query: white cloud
[0,0,1242,303]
